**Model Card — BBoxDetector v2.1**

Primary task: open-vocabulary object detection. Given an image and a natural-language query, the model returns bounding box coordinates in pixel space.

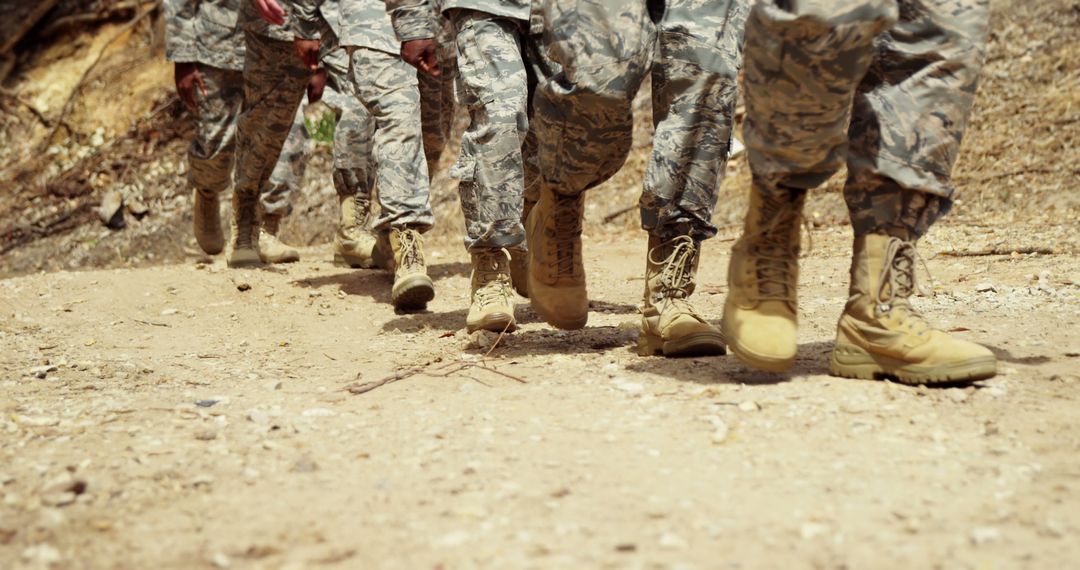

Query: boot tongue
[753,199,800,301]
[553,195,583,278]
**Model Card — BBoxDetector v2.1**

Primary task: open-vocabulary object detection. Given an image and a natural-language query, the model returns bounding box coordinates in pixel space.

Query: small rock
[97,190,125,229]
[194,429,218,441]
[160,308,179,316]
[974,282,996,293]
[291,457,319,473]
[195,399,221,408]
[191,475,214,488]
[658,532,688,550]
[236,282,252,292]
[22,544,62,566]
[711,424,730,445]
[18,415,60,427]
[210,552,232,568]
[945,388,968,403]
[247,409,271,425]
[613,380,644,394]
[800,522,830,540]
[970,526,1002,545]
[301,407,336,418]
[738,400,760,412]
[467,330,500,350]
[41,492,77,507]
[0,473,13,486]
[614,543,637,553]
[433,531,470,548]
[30,365,59,379]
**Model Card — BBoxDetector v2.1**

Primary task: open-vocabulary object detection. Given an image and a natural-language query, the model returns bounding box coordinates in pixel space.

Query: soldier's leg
[527,0,655,330]
[187,65,244,255]
[831,0,995,383]
[722,0,897,371]
[323,47,379,268]
[230,31,310,267]
[638,0,748,358]
[349,46,435,310]
[255,102,306,264]
[448,10,529,333]
[419,11,458,178]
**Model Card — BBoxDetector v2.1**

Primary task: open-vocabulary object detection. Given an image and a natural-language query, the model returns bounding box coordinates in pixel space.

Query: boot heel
[637,329,664,357]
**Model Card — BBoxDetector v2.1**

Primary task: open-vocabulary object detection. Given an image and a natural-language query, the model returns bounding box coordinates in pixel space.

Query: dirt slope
[2,224,1079,569]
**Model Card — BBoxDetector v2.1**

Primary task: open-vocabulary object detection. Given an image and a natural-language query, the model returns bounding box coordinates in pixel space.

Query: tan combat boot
[639,236,726,357]
[507,197,536,298]
[226,191,261,268]
[259,212,301,264]
[193,189,225,255]
[333,193,378,268]
[387,228,435,310]
[721,185,806,371]
[467,249,517,333]
[526,188,588,329]
[829,234,997,384]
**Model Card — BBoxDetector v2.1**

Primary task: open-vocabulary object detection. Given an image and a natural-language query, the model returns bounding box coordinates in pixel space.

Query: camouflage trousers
[449,9,534,251]
[269,47,374,215]
[347,46,434,231]
[185,63,296,216]
[234,32,310,214]
[418,13,458,177]
[641,0,749,242]
[742,0,990,238]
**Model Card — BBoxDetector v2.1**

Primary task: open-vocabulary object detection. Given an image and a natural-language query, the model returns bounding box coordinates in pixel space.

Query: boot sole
[720,318,795,372]
[392,275,435,311]
[526,280,588,330]
[227,250,262,269]
[333,253,376,269]
[260,253,300,264]
[638,330,726,358]
[829,342,998,385]
[466,313,518,334]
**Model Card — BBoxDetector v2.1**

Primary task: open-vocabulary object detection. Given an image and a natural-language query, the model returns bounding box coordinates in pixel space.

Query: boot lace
[397,230,425,273]
[235,193,258,249]
[475,250,511,307]
[876,237,933,334]
[750,194,809,302]
[551,194,583,278]
[652,236,697,300]
[354,194,373,228]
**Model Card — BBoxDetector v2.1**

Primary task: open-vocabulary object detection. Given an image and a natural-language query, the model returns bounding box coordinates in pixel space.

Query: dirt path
[2,223,1079,569]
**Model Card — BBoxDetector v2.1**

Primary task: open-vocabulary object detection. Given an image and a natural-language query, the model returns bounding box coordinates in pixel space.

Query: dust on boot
[226,191,261,268]
[193,189,225,255]
[721,185,807,372]
[467,248,517,334]
[333,192,378,268]
[259,211,300,264]
[829,234,997,384]
[638,236,725,357]
[387,228,435,311]
[526,188,588,330]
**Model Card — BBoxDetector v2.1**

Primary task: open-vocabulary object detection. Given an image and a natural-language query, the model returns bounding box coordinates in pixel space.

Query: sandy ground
[2,222,1079,569]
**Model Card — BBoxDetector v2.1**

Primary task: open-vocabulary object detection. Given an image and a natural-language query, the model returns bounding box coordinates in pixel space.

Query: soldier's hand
[293,38,322,71]
[253,0,286,25]
[308,69,327,104]
[175,62,208,115]
[400,39,441,77]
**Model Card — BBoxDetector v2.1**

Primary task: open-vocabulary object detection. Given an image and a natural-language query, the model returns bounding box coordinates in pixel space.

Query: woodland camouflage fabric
[233,31,310,214]
[741,0,990,238]
[164,0,245,70]
[640,0,749,242]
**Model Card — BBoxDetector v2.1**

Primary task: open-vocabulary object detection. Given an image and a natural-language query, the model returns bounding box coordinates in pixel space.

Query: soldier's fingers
[194,72,209,98]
